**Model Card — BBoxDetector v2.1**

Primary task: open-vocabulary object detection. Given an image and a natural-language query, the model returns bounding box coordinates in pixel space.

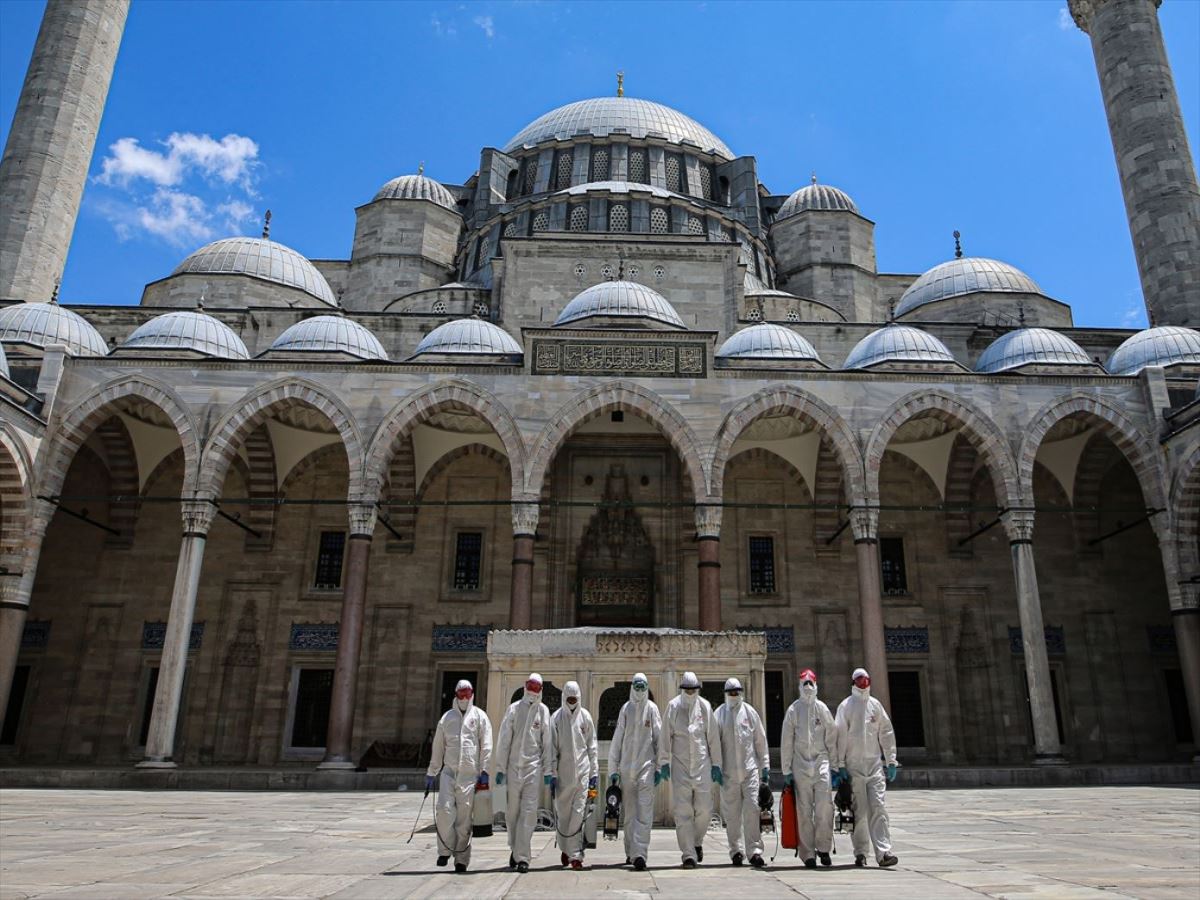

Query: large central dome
[504,97,733,159]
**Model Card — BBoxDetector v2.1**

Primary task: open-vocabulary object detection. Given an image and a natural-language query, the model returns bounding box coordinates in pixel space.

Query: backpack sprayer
[603,784,623,840]
[834,777,855,834]
[758,780,775,835]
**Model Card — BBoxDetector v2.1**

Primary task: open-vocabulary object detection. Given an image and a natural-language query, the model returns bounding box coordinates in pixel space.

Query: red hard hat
[799,668,817,684]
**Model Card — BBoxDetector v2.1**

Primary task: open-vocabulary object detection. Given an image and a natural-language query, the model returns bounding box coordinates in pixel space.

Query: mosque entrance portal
[575,464,655,626]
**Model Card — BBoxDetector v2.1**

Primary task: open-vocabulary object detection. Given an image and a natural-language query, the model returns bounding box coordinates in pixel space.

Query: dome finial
[418,161,424,176]
[953,230,962,259]
[262,209,272,240]
[811,171,817,185]
[616,70,624,97]
[197,292,204,311]
[50,280,60,304]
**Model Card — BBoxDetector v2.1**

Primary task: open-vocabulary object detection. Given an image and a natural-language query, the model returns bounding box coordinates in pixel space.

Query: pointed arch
[1170,445,1200,578]
[525,381,707,503]
[279,443,349,497]
[93,416,140,548]
[418,442,511,500]
[0,423,33,563]
[241,425,277,550]
[944,434,980,551]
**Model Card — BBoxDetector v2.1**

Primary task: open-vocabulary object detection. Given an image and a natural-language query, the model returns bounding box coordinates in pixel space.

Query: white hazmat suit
[608,674,661,865]
[714,679,769,864]
[780,673,838,864]
[549,681,598,865]
[427,680,492,868]
[834,670,898,866]
[659,672,722,866]
[495,674,552,868]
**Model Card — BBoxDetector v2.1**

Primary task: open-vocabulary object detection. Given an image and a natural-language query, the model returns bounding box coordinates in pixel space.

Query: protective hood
[680,671,700,709]
[800,682,818,701]
[852,684,871,700]
[724,676,743,710]
[629,673,649,704]
[454,678,474,713]
[564,680,582,715]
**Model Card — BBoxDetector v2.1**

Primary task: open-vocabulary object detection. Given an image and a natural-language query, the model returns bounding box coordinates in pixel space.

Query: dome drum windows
[555,151,574,190]
[665,154,683,193]
[650,207,669,234]
[699,165,713,201]
[523,159,539,195]
[629,149,647,185]
[609,202,629,233]
[591,147,610,182]
[569,205,589,232]
[686,214,705,235]
[532,209,550,232]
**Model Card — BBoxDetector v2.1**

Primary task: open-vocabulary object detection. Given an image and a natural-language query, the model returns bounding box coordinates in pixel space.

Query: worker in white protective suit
[426,679,492,872]
[495,672,553,873]
[780,668,838,868]
[549,681,598,869]
[658,671,722,868]
[834,667,899,869]
[714,677,770,868]
[608,672,661,870]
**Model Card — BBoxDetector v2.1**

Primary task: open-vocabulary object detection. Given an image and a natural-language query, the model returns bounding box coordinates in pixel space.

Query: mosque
[0,0,1197,775]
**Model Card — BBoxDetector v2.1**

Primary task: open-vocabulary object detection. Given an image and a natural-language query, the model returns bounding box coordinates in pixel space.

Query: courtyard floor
[0,786,1197,899]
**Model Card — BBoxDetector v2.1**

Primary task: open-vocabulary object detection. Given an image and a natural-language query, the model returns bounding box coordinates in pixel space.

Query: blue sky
[1,0,1197,328]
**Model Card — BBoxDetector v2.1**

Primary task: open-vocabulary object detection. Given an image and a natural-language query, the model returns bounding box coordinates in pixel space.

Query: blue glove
[653,769,662,786]
[838,767,850,784]
[711,765,723,786]
[660,763,671,782]
[545,774,556,789]
[785,773,795,787]
[761,767,770,782]
[887,763,897,783]
[477,771,489,789]
[425,774,435,792]
[588,775,598,790]
[830,770,840,788]
[610,773,620,786]
[495,772,505,785]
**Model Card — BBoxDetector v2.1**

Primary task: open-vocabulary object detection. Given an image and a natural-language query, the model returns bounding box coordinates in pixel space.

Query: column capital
[1068,0,1160,33]
[1001,509,1036,544]
[347,504,377,537]
[512,501,539,537]
[695,503,722,539]
[849,507,878,542]
[1177,583,1200,612]
[180,499,216,537]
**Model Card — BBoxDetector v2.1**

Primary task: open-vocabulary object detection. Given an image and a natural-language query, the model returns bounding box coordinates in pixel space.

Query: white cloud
[1057,8,1073,31]
[97,132,259,192]
[217,199,256,232]
[474,15,495,39]
[136,189,214,247]
[1120,304,1147,328]
[431,14,457,37]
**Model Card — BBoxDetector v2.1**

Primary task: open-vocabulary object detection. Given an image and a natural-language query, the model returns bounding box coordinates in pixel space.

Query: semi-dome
[412,318,522,357]
[555,280,685,329]
[716,323,822,362]
[373,174,458,211]
[896,257,1042,317]
[975,328,1097,373]
[173,237,338,307]
[504,96,733,159]
[1106,325,1200,375]
[843,324,959,370]
[777,181,858,219]
[0,302,108,356]
[119,311,249,360]
[268,315,388,361]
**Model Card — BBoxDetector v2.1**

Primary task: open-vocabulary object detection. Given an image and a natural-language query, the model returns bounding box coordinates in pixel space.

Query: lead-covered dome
[1106,326,1200,375]
[412,318,522,358]
[555,280,685,329]
[268,315,388,360]
[504,97,733,159]
[0,302,108,356]
[976,327,1097,373]
[717,322,823,363]
[896,257,1042,318]
[119,311,249,360]
[173,237,337,307]
[777,182,858,220]
[373,174,458,211]
[843,324,959,370]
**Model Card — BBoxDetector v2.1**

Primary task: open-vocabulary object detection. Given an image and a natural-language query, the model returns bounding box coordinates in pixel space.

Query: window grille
[532,209,549,232]
[524,160,538,194]
[556,152,574,190]
[314,531,346,589]
[748,536,776,594]
[609,203,629,232]
[687,215,705,235]
[666,155,682,192]
[601,264,614,280]
[592,148,610,181]
[569,205,589,232]
[787,309,800,322]
[432,300,447,314]
[573,263,587,280]
[291,669,334,748]
[880,537,907,594]
[653,264,666,281]
[650,208,668,234]
[627,264,640,279]
[700,166,713,200]
[453,532,483,590]
[747,305,762,322]
[477,237,491,267]
[503,221,519,237]
[473,301,490,317]
[629,149,646,184]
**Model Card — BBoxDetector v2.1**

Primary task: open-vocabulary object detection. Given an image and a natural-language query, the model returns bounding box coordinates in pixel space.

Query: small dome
[504,96,733,159]
[173,237,337,306]
[269,315,388,360]
[717,323,822,362]
[120,311,249,360]
[1106,326,1200,375]
[555,281,685,329]
[0,302,108,356]
[843,324,958,370]
[896,257,1042,317]
[373,174,458,211]
[975,328,1096,373]
[413,318,522,357]
[777,182,858,219]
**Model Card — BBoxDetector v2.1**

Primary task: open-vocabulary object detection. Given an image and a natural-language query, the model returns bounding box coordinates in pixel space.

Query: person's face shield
[525,679,543,694]
[455,686,474,701]
[853,674,871,690]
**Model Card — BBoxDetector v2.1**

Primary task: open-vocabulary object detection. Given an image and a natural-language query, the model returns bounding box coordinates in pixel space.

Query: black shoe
[682,858,697,869]
[625,857,632,866]
[454,863,467,873]
[516,861,529,873]
[561,851,569,867]
[509,853,516,869]
[879,853,898,868]
[634,857,646,871]
[855,854,867,868]
[436,855,449,867]
[750,855,765,869]
[695,845,703,863]
[803,857,816,868]
[731,851,744,867]
[818,852,831,867]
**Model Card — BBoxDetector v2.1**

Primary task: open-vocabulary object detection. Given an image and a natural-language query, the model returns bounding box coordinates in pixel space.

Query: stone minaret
[1070,0,1200,327]
[0,0,129,303]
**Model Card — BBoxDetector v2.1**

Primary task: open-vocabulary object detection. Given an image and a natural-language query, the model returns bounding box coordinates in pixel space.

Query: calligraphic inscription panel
[532,340,707,377]
[581,574,651,608]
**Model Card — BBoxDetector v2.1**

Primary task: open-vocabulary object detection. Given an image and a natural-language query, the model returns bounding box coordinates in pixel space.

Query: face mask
[852,684,870,699]
[566,697,579,713]
[456,696,471,712]
[800,683,817,700]
[725,690,742,708]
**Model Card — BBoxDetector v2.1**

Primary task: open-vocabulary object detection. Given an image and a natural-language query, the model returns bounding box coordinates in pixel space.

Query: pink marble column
[509,502,538,630]
[850,507,891,714]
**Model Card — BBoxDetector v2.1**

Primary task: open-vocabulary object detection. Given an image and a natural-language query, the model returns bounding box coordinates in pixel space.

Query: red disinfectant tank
[780,783,798,851]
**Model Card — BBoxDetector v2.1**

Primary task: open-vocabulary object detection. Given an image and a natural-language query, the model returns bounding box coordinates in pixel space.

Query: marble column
[696,505,722,632]
[509,502,538,630]
[850,507,891,714]
[0,499,54,736]
[139,499,216,767]
[1002,510,1065,764]
[1174,593,1200,764]
[319,504,377,770]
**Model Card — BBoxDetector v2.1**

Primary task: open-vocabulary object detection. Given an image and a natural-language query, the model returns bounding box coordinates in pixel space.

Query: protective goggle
[632,682,648,692]
[682,686,699,694]
[455,687,473,700]
[725,689,742,696]
[566,695,579,704]
[525,680,543,693]
[853,675,871,688]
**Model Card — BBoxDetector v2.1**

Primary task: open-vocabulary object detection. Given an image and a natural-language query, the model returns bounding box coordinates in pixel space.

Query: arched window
[686,214,705,235]
[718,175,731,204]
[569,205,589,232]
[556,151,574,190]
[609,203,629,232]
[503,220,519,237]
[524,160,539,195]
[597,682,656,741]
[591,147,610,181]
[629,149,647,184]
[786,309,800,322]
[649,207,668,234]
[432,300,447,314]
[506,169,519,201]
[532,209,549,232]
[665,155,682,192]
[700,166,713,200]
